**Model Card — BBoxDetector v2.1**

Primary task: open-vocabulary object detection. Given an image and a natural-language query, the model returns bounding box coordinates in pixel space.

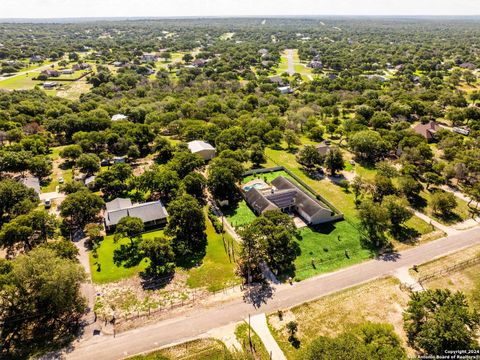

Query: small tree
[423,172,443,190]
[76,153,100,175]
[383,195,413,228]
[114,216,144,245]
[284,129,300,150]
[431,192,457,217]
[297,145,323,169]
[324,147,345,176]
[359,199,390,247]
[139,236,175,277]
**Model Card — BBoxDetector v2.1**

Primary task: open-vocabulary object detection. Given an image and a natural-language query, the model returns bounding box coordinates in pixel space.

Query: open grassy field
[223,200,257,227]
[128,338,229,360]
[415,188,472,225]
[274,49,312,80]
[187,213,241,291]
[0,71,43,90]
[267,277,410,359]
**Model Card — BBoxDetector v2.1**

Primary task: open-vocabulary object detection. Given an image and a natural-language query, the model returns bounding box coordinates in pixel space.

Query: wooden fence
[418,256,480,286]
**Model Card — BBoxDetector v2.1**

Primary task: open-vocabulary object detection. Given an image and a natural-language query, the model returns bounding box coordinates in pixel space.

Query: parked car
[58,176,64,184]
[44,199,51,209]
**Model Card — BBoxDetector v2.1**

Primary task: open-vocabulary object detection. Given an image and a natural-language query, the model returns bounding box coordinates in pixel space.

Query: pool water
[243,183,266,191]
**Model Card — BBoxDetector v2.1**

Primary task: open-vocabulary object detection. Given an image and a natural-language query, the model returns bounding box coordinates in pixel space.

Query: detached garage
[187,140,216,160]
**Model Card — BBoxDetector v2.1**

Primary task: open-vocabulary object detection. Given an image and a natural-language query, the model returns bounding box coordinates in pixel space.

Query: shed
[187,140,216,160]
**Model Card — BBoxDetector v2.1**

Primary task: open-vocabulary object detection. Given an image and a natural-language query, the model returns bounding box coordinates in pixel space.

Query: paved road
[285,49,295,75]
[66,227,480,360]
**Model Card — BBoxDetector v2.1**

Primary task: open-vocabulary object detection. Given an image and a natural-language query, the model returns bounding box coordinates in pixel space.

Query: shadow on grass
[175,242,207,269]
[140,273,174,290]
[409,194,428,210]
[113,241,144,268]
[390,225,421,244]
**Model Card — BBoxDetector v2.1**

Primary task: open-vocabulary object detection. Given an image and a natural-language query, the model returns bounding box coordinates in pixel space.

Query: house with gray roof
[243,176,335,225]
[104,198,168,231]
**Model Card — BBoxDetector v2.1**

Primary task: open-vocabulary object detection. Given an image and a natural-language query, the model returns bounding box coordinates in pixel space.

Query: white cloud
[0,0,479,18]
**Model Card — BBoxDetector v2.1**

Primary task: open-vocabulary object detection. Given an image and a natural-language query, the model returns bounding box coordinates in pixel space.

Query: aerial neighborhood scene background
[0,1,480,359]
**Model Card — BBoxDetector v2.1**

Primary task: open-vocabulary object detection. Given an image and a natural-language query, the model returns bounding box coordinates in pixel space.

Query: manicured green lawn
[187,213,240,291]
[417,188,472,225]
[294,221,371,280]
[89,231,159,284]
[0,71,42,90]
[223,200,257,227]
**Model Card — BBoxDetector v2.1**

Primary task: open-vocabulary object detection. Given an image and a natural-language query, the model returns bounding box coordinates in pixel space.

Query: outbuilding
[187,140,216,160]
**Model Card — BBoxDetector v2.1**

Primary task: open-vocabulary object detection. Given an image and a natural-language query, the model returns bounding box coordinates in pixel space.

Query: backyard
[89,211,239,290]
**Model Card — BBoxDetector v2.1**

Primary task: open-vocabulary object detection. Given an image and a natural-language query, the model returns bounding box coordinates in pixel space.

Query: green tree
[165,194,206,257]
[303,323,406,360]
[404,289,480,355]
[76,153,100,175]
[29,155,52,181]
[431,192,457,217]
[324,147,345,176]
[140,236,175,277]
[0,209,57,253]
[359,199,390,247]
[182,172,206,200]
[60,190,104,230]
[349,130,389,163]
[383,195,413,228]
[284,129,300,150]
[423,172,443,190]
[0,248,86,359]
[59,144,82,163]
[0,179,39,223]
[250,144,266,167]
[95,162,133,199]
[114,216,144,245]
[297,145,323,169]
[398,176,422,201]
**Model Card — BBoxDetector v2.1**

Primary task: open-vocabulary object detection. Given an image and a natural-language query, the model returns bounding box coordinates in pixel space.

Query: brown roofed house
[413,121,441,142]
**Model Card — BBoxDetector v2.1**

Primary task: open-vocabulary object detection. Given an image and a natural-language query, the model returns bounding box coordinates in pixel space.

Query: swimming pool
[243,183,266,191]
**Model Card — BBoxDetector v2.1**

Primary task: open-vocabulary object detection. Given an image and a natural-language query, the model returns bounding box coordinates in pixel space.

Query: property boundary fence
[418,256,480,286]
[243,165,344,219]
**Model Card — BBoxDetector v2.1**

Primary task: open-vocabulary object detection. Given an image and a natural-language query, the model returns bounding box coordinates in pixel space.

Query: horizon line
[1,14,480,21]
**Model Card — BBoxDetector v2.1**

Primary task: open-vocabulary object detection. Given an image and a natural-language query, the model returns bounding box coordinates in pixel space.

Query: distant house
[459,62,476,70]
[278,86,293,94]
[326,74,338,80]
[84,175,96,189]
[414,121,441,142]
[316,141,331,157]
[453,127,470,136]
[43,81,57,89]
[258,48,269,56]
[72,63,92,71]
[113,61,124,67]
[41,69,60,77]
[269,76,287,86]
[188,140,216,160]
[307,61,323,69]
[366,75,387,82]
[104,198,168,231]
[113,156,127,164]
[30,55,43,63]
[192,59,207,67]
[243,176,334,225]
[61,69,74,74]
[111,114,128,122]
[20,176,41,196]
[141,52,159,62]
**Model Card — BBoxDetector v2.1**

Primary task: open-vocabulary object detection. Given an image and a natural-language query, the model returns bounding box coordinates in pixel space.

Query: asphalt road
[66,226,480,360]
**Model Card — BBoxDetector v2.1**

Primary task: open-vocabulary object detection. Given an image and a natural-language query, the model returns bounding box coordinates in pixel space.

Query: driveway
[66,226,480,360]
[285,49,295,75]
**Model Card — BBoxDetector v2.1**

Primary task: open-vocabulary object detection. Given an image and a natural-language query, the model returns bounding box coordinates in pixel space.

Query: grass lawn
[235,322,270,359]
[187,212,241,291]
[0,71,42,90]
[128,338,229,360]
[294,221,371,280]
[416,188,472,225]
[267,277,411,359]
[222,200,257,228]
[89,231,160,284]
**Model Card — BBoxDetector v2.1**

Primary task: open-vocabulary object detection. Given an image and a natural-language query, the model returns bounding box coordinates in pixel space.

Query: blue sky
[1,0,479,18]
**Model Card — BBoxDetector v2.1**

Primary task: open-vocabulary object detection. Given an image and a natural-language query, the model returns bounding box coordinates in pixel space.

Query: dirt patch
[94,272,209,323]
